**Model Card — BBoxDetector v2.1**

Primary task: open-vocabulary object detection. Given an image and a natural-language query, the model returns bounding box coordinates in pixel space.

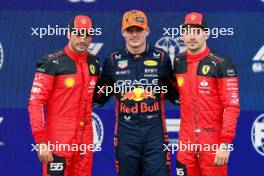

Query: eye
[136,28,143,32]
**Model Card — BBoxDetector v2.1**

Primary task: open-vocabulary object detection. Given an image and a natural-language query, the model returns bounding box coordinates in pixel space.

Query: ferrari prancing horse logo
[202,65,211,75]
[89,64,95,74]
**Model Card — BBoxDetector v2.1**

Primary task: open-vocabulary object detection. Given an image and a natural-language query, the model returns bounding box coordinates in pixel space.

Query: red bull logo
[120,101,160,113]
[121,87,155,101]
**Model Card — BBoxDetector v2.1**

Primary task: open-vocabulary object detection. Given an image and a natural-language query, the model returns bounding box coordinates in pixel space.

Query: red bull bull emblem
[121,87,155,101]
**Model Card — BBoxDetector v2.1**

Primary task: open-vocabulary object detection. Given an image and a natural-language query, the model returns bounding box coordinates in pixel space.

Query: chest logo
[177,77,184,87]
[65,78,75,88]
[118,60,128,69]
[202,65,211,75]
[89,64,96,74]
[144,60,158,66]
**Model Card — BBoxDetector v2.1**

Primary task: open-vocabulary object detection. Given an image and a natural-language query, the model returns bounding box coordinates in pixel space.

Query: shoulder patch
[47,50,65,61]
[110,51,122,61]
[153,49,165,62]
[208,52,224,63]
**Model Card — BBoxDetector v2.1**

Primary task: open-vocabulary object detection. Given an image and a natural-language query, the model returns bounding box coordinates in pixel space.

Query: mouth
[188,41,198,44]
[78,44,86,48]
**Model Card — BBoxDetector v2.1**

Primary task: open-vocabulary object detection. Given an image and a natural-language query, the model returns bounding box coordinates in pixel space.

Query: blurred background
[0,0,264,175]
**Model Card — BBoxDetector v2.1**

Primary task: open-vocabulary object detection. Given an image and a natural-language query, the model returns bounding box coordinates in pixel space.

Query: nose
[131,30,138,37]
[79,37,85,42]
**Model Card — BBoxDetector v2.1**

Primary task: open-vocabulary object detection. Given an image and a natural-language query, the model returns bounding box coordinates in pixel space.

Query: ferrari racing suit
[173,47,240,176]
[28,45,100,176]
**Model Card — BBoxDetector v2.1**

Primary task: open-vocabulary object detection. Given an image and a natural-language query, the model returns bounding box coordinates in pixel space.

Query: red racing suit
[28,45,100,176]
[173,47,240,176]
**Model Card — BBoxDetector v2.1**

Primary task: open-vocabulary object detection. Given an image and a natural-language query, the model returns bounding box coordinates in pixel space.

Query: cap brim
[181,24,206,29]
[122,24,147,30]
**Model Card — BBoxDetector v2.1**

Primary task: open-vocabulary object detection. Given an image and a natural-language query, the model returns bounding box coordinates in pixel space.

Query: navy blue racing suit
[93,45,179,176]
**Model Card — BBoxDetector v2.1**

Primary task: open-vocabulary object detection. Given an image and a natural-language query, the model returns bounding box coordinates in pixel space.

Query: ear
[88,36,93,43]
[204,28,210,40]
[67,32,71,40]
[205,34,209,40]
[121,29,126,37]
[146,28,150,36]
[180,34,184,41]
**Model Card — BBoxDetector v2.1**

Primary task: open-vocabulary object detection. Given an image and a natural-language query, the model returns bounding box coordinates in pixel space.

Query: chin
[130,42,143,48]
[188,46,199,51]
[77,48,86,52]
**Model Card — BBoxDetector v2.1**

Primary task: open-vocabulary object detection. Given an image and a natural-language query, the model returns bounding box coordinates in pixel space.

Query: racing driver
[93,10,179,176]
[173,12,240,176]
[28,15,100,176]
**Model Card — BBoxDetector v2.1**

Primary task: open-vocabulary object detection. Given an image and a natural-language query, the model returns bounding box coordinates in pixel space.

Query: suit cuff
[33,129,48,144]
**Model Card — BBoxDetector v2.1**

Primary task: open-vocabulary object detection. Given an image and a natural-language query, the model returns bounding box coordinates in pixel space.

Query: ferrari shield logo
[202,65,210,75]
[81,19,87,24]
[89,64,95,74]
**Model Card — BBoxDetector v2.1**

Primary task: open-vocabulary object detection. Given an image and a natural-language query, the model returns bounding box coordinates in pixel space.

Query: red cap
[182,12,207,28]
[69,15,93,31]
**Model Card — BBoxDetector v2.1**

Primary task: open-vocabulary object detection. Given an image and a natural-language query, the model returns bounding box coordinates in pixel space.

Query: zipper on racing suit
[79,60,88,158]
[191,61,200,160]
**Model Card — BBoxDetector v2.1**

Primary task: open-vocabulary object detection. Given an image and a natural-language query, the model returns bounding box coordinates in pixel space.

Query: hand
[37,142,54,163]
[214,145,231,166]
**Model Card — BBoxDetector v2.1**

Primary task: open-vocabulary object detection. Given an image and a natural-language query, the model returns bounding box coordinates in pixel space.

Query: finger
[220,157,227,166]
[43,154,49,163]
[50,153,54,162]
[38,154,43,162]
[223,157,228,165]
[218,158,224,166]
[47,153,54,163]
[215,157,222,166]
[225,157,229,164]
[214,156,218,165]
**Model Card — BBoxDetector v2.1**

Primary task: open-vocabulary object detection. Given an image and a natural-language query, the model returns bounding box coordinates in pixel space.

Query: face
[181,27,209,53]
[122,26,149,49]
[67,32,92,53]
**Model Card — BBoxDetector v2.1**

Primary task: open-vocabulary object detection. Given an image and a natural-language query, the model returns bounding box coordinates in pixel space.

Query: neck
[187,43,207,55]
[126,42,147,54]
[186,46,210,63]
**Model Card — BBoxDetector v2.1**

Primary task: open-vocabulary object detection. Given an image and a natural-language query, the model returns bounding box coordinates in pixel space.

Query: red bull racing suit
[173,47,240,176]
[93,45,179,176]
[28,45,100,176]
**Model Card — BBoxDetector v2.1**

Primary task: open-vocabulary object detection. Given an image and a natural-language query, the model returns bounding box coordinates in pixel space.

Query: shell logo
[65,78,75,88]
[177,77,184,87]
[144,60,158,66]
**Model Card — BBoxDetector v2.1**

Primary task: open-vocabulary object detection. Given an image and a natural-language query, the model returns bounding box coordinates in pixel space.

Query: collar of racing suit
[186,47,210,63]
[124,44,150,60]
[64,44,88,63]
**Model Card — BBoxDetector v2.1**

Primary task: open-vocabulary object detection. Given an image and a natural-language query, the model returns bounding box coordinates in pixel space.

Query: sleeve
[161,53,180,105]
[217,59,240,144]
[93,57,114,107]
[28,57,55,144]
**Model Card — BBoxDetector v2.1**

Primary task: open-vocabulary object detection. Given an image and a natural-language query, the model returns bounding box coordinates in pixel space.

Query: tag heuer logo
[202,65,211,75]
[118,60,128,69]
